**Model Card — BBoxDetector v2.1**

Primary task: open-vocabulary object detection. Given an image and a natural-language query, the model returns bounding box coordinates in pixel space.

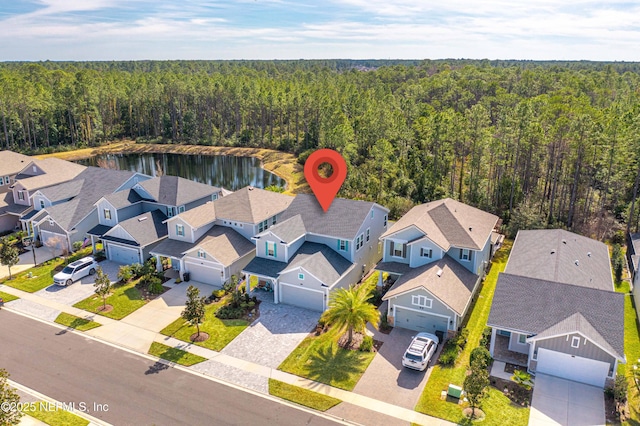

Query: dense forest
[2,59,640,238]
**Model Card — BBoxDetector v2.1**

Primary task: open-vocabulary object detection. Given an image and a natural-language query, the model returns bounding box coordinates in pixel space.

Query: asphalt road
[0,310,340,426]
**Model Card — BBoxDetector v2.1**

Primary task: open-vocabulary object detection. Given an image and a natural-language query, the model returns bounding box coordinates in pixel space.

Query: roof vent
[138,216,148,222]
[248,186,254,191]
[550,249,556,254]
[587,252,591,257]
[575,259,579,266]
[468,227,472,232]
[562,239,567,244]
[436,268,443,277]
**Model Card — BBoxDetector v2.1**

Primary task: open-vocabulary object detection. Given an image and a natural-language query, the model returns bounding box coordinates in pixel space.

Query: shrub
[222,279,236,294]
[612,230,625,245]
[117,265,134,283]
[212,289,225,299]
[512,369,533,390]
[479,327,492,348]
[439,339,461,366]
[72,241,83,251]
[130,263,144,278]
[147,276,164,294]
[216,305,243,319]
[456,328,470,349]
[360,335,374,352]
[470,347,492,368]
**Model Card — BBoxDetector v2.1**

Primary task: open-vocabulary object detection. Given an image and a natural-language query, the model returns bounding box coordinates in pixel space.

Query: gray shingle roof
[0,150,32,176]
[102,189,144,209]
[38,180,84,202]
[279,194,387,240]
[103,209,167,247]
[15,158,86,191]
[87,224,112,237]
[505,229,613,291]
[381,198,498,251]
[382,256,479,315]
[487,273,624,359]
[150,238,193,259]
[212,186,294,224]
[42,167,136,230]
[243,242,354,287]
[0,192,30,216]
[176,201,216,229]
[137,176,220,206]
[266,215,307,243]
[189,227,255,267]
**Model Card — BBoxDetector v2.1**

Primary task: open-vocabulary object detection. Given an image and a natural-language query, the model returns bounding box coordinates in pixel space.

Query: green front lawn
[54,312,101,331]
[269,379,342,411]
[22,401,89,426]
[148,342,207,366]
[415,240,530,425]
[2,248,94,293]
[278,327,376,391]
[0,290,19,302]
[616,281,640,423]
[73,279,147,320]
[160,300,248,352]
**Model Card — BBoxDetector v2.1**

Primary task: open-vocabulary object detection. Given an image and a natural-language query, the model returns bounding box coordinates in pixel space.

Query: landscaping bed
[489,377,532,407]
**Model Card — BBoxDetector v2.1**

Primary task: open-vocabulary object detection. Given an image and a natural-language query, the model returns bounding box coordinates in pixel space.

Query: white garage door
[40,231,66,249]
[108,244,140,265]
[536,348,610,387]
[280,283,324,312]
[185,260,222,287]
[395,306,449,333]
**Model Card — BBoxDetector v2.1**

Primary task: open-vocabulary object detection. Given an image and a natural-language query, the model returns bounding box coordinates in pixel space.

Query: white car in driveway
[402,332,439,371]
[53,257,98,286]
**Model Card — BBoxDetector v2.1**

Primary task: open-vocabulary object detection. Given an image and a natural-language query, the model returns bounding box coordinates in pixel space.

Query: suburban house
[377,198,499,337]
[91,175,224,264]
[242,194,390,312]
[0,150,33,232]
[151,186,294,287]
[487,229,625,388]
[24,167,149,252]
[627,233,640,309]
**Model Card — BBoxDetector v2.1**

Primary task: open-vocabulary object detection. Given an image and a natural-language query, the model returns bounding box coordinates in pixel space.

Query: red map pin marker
[304,149,347,212]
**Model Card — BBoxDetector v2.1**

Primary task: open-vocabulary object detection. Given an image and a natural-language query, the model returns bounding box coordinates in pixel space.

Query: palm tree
[321,284,381,346]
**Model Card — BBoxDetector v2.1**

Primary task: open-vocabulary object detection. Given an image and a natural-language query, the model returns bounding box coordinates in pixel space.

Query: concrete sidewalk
[0,282,453,426]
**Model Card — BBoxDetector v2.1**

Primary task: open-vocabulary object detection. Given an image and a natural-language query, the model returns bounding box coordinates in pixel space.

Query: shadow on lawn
[304,343,365,388]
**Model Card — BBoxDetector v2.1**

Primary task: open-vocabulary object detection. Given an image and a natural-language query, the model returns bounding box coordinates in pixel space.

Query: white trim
[412,294,432,309]
[385,287,459,317]
[571,336,580,348]
[393,305,452,330]
[280,281,326,295]
[527,330,623,361]
[383,225,448,251]
[184,255,224,268]
[279,266,325,286]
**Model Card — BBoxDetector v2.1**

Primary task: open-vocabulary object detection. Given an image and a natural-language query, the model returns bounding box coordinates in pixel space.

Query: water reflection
[77,153,286,191]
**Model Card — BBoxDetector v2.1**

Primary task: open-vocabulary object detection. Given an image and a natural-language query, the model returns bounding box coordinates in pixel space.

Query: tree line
[2,59,640,237]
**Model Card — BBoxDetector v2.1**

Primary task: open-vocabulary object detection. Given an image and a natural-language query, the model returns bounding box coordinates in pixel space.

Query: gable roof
[265,214,307,243]
[487,273,624,360]
[103,209,168,247]
[188,227,254,267]
[278,194,387,240]
[0,192,30,216]
[38,179,84,202]
[0,151,32,176]
[505,229,613,291]
[175,201,216,229]
[101,189,144,209]
[136,176,220,207]
[243,242,354,286]
[41,167,137,230]
[212,186,293,224]
[382,198,498,251]
[382,256,479,316]
[14,158,86,191]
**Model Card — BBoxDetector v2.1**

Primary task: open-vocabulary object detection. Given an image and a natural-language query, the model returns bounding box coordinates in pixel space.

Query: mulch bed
[504,362,525,374]
[138,285,171,301]
[490,376,532,407]
[190,332,209,342]
[97,304,113,313]
[337,332,383,352]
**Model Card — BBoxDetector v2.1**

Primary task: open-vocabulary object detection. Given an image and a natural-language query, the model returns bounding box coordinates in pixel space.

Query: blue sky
[0,0,639,61]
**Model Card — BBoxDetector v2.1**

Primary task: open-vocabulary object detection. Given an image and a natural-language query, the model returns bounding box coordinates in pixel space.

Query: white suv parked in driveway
[53,257,98,286]
[402,332,439,371]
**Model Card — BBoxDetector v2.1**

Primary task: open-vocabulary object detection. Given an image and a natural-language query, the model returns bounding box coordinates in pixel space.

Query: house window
[17,191,25,201]
[104,209,111,220]
[176,224,185,237]
[167,207,174,218]
[298,273,304,280]
[178,205,185,213]
[571,336,580,348]
[212,193,218,201]
[266,241,276,257]
[412,295,432,309]
[366,228,370,242]
[420,247,432,258]
[272,215,277,225]
[197,249,206,259]
[383,214,387,227]
[259,219,268,233]
[518,334,527,344]
[370,210,374,219]
[39,200,45,209]
[356,234,364,250]
[460,248,470,261]
[3,176,9,185]
[390,241,406,258]
[338,240,348,251]
[48,218,54,226]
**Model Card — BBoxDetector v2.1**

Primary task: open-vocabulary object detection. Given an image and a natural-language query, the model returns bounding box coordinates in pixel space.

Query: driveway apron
[529,373,605,426]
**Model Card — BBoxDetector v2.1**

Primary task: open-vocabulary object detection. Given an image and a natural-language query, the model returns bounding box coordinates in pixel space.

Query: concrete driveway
[529,373,605,426]
[33,260,122,306]
[352,323,437,409]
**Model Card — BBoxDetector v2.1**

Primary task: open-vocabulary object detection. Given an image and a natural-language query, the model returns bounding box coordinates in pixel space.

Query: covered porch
[491,334,528,367]
[87,224,111,255]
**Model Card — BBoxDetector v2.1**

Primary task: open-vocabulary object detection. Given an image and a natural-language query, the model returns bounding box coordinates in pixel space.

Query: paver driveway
[34,260,122,306]
[352,324,437,409]
[529,373,605,426]
[221,290,320,368]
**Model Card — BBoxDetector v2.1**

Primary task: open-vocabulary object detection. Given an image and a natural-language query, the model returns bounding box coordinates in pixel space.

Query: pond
[77,153,286,191]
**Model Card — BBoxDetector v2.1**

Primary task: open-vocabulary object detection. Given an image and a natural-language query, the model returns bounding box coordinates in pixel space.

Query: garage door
[108,244,140,265]
[40,231,66,249]
[185,260,222,286]
[536,348,610,387]
[394,306,449,333]
[280,283,324,312]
